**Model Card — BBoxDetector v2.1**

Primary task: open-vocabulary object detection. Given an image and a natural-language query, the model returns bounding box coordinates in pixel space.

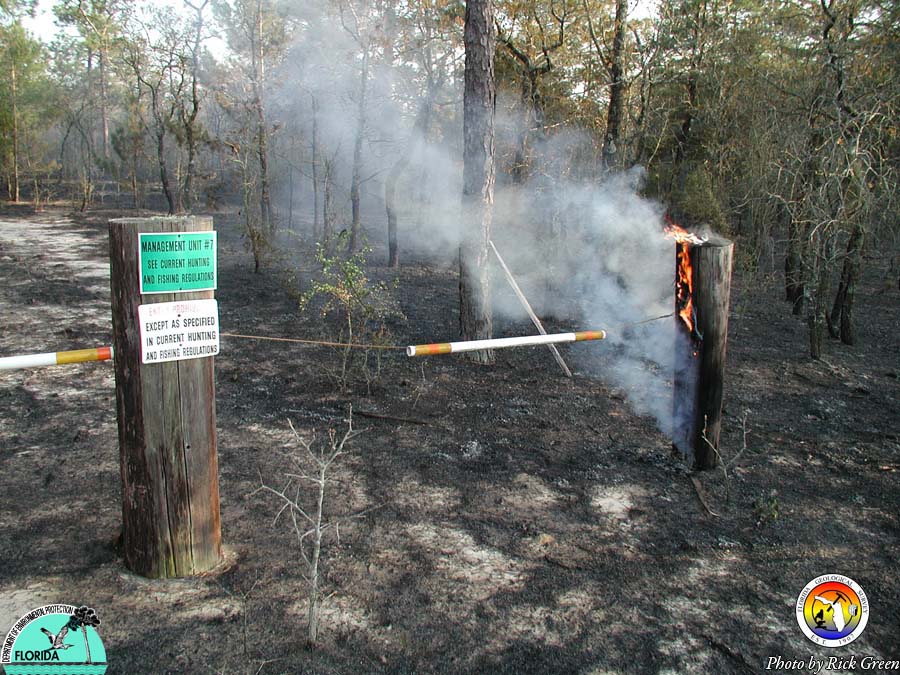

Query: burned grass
[0,207,898,674]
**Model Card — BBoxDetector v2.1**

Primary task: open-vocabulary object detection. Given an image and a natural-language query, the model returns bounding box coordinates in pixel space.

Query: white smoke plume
[490,166,676,435]
[265,7,677,433]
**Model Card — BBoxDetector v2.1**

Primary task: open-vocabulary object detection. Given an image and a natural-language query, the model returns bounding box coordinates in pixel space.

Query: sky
[21,0,69,41]
[21,0,229,57]
[21,0,659,51]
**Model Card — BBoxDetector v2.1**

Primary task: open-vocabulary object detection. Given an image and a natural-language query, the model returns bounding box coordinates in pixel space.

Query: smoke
[489,165,676,434]
[265,7,677,433]
[570,171,675,435]
[266,1,466,256]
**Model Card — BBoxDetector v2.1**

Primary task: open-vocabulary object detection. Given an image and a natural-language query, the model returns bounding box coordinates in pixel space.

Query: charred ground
[0,206,898,675]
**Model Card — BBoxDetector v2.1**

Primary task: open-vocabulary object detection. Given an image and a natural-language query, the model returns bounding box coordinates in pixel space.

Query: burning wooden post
[669,226,734,470]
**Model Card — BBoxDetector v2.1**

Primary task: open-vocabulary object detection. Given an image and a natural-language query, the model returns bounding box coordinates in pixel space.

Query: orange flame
[675,241,696,336]
[665,224,703,342]
[664,223,706,245]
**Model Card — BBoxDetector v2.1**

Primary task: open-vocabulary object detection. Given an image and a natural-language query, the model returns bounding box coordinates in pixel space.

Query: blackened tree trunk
[99,48,110,160]
[385,89,436,267]
[675,71,697,171]
[349,52,369,254]
[804,0,860,358]
[459,0,496,364]
[807,228,834,360]
[311,95,320,238]
[385,169,401,267]
[255,94,271,231]
[602,0,628,170]
[509,70,542,183]
[251,1,272,233]
[155,123,176,215]
[182,74,200,213]
[10,61,19,203]
[787,123,825,320]
[829,223,864,345]
[323,154,335,256]
[785,215,805,313]
[147,84,176,215]
[130,125,141,208]
[669,0,706,185]
[182,0,209,213]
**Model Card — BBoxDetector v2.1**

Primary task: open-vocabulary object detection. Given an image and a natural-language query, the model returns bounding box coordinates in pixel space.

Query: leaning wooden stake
[109,216,222,577]
[489,240,572,377]
[672,235,734,470]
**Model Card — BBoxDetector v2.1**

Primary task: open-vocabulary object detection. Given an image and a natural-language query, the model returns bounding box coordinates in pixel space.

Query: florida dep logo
[796,574,869,647]
[2,605,107,675]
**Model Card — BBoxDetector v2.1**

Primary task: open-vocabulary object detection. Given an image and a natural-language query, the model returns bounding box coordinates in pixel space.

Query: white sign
[138,299,220,364]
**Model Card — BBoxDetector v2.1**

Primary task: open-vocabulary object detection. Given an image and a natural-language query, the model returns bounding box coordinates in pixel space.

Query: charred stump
[672,234,734,470]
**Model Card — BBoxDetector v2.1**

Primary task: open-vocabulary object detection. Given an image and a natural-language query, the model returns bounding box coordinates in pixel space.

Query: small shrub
[300,238,404,390]
[753,490,779,526]
[252,411,364,646]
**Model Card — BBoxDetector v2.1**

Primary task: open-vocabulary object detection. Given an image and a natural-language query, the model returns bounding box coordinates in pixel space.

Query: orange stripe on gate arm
[56,347,111,365]
[574,331,606,341]
[416,343,453,355]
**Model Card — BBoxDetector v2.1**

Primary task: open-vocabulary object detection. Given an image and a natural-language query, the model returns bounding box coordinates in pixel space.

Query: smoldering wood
[109,215,222,578]
[672,235,734,471]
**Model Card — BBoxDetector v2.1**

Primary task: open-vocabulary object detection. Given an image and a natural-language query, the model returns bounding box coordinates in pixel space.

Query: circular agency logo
[2,605,107,675]
[796,574,869,647]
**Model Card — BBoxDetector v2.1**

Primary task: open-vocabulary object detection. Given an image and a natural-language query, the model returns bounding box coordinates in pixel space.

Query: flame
[665,223,704,343]
[664,223,706,245]
[675,241,697,337]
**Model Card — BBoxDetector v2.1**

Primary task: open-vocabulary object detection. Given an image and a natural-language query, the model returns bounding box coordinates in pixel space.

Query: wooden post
[672,235,734,470]
[109,216,222,577]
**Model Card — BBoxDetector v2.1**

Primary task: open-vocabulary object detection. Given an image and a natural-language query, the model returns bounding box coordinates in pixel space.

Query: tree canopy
[1,0,896,357]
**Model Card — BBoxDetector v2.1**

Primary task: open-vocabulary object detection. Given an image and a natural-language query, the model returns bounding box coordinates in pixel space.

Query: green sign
[139,232,217,294]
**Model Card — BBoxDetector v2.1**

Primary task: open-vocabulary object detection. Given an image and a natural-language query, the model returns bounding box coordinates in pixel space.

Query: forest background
[1,0,898,359]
